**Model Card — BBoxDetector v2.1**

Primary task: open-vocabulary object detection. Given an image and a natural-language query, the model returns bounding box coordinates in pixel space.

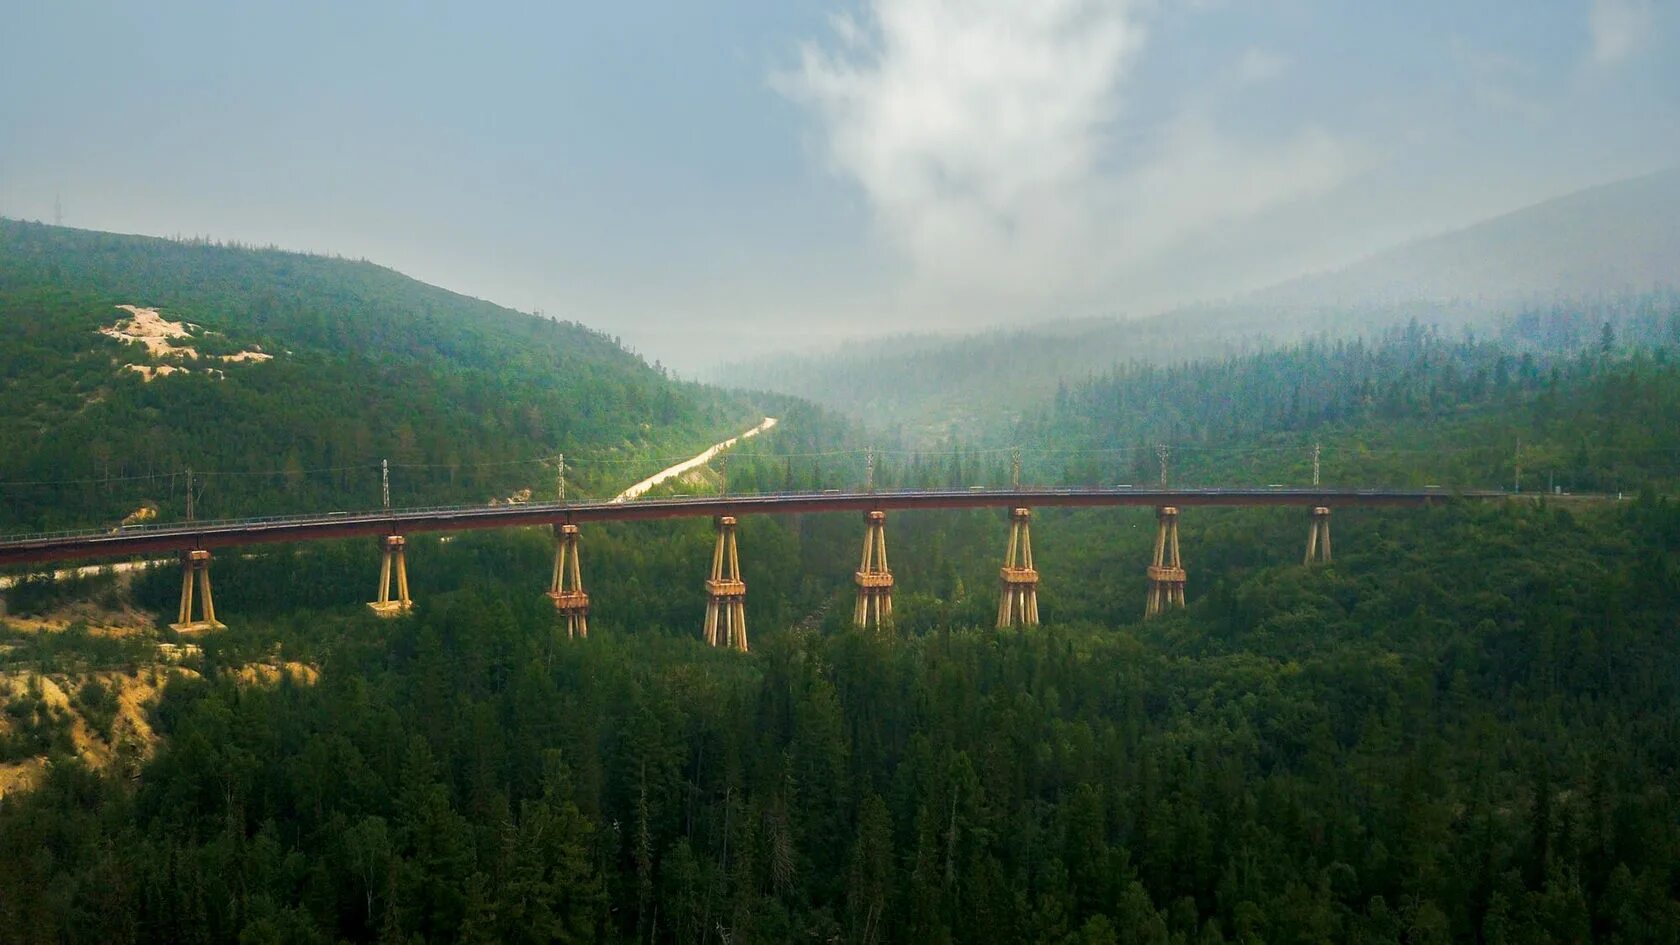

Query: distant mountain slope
[722,312,1296,442]
[727,170,1680,441]
[0,220,644,374]
[0,220,762,532]
[1258,166,1680,307]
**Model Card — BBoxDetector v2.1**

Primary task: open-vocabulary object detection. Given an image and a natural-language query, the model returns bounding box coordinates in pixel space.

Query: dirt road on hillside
[610,417,778,502]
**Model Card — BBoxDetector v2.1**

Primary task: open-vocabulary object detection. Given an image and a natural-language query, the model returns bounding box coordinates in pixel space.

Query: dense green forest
[0,220,769,532]
[1011,317,1680,495]
[6,293,1680,941]
[4,493,1680,944]
[724,290,1680,445]
[713,312,1680,502]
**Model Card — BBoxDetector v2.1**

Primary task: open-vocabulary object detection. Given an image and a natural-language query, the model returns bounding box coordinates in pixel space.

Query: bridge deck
[0,487,1536,567]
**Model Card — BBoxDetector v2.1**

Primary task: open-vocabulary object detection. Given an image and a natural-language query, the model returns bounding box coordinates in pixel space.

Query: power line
[0,439,1669,493]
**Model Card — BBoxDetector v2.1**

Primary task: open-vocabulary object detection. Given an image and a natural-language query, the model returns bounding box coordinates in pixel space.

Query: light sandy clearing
[2,600,156,637]
[101,305,198,359]
[611,417,777,503]
[0,667,193,796]
[236,661,321,686]
[124,363,189,381]
[100,305,273,382]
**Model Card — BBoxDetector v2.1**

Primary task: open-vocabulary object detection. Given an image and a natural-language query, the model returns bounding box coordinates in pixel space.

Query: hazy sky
[3,1,1676,370]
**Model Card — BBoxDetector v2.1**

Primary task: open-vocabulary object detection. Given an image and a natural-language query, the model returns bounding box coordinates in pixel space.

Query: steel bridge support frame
[1145,506,1187,617]
[704,515,748,651]
[1305,506,1332,565]
[171,549,226,633]
[997,507,1040,628]
[547,524,590,639]
[854,510,894,630]
[368,534,413,617]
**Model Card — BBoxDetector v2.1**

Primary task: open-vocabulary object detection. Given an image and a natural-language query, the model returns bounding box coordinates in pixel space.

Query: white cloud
[1449,36,1547,120]
[1116,116,1355,254]
[1236,47,1290,84]
[1589,0,1654,64]
[777,0,1358,320]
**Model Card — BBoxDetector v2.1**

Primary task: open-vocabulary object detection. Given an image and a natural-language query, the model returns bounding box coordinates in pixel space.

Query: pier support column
[368,535,413,617]
[547,524,590,639]
[1145,507,1187,617]
[997,508,1040,628]
[854,511,894,630]
[171,549,226,633]
[704,516,748,651]
[1305,507,1332,565]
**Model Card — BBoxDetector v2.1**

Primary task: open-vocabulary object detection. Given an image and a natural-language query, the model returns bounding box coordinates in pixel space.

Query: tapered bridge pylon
[704,515,748,651]
[1305,506,1332,564]
[548,524,590,639]
[366,535,413,616]
[1145,507,1186,617]
[171,549,226,633]
[997,508,1040,628]
[854,510,893,630]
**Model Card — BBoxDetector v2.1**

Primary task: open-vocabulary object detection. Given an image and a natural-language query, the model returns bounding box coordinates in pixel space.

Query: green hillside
[0,220,765,533]
[6,307,1680,942]
[1009,319,1680,497]
[726,293,1680,446]
[708,315,1680,509]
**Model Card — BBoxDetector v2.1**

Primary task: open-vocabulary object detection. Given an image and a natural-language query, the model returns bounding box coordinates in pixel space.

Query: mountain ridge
[1252,165,1680,307]
[0,219,766,533]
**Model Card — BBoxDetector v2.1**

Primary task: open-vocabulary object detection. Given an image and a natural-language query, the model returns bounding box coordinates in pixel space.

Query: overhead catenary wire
[0,439,1666,492]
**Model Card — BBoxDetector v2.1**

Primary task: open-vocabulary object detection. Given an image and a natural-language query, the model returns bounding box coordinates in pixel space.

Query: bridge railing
[0,490,853,546]
[0,504,434,546]
[0,484,1491,553]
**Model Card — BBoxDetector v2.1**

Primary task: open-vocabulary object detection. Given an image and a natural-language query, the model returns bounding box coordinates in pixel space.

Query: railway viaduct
[0,487,1526,650]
